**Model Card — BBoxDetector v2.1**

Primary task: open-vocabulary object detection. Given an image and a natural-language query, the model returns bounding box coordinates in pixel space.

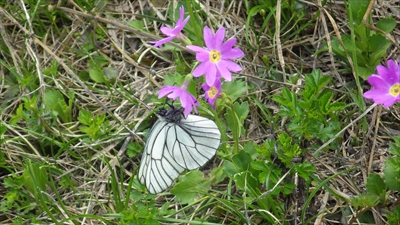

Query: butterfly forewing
[170,115,220,170]
[138,108,221,194]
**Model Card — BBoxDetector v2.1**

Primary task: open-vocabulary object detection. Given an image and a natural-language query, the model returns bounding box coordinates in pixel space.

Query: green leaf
[44,89,73,123]
[387,206,400,225]
[295,162,316,182]
[170,170,210,204]
[89,67,106,83]
[9,104,24,125]
[222,80,248,102]
[23,160,48,196]
[78,110,92,125]
[350,193,380,208]
[163,73,184,86]
[389,137,400,156]
[348,0,369,25]
[376,17,396,33]
[366,173,386,195]
[233,171,259,196]
[384,157,400,191]
[233,101,249,137]
[128,20,144,30]
[223,150,253,177]
[103,67,118,80]
[366,173,386,203]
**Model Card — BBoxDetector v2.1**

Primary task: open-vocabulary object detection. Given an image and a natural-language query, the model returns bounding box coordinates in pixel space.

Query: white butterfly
[138,107,221,194]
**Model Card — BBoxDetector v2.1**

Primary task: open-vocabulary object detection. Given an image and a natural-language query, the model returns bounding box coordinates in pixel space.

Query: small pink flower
[158,81,200,116]
[187,26,244,86]
[150,6,190,47]
[364,59,400,108]
[202,79,222,109]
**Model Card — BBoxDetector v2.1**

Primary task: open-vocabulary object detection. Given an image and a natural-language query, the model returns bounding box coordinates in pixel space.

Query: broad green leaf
[384,157,400,191]
[233,171,259,196]
[223,150,253,177]
[389,137,400,156]
[366,173,386,202]
[128,19,144,30]
[376,17,396,33]
[170,170,210,204]
[89,67,106,83]
[222,80,248,103]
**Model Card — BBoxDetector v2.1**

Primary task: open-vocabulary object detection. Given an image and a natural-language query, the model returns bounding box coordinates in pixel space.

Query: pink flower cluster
[151,7,244,116]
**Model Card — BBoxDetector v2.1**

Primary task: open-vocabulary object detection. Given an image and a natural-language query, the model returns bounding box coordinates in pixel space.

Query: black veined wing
[138,107,221,194]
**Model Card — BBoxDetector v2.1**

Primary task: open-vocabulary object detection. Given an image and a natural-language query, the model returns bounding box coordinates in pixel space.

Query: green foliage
[44,89,74,123]
[88,55,117,83]
[276,132,302,165]
[384,136,400,191]
[245,0,311,49]
[170,170,211,204]
[222,80,248,103]
[387,207,400,225]
[78,110,110,140]
[350,193,380,208]
[366,173,387,203]
[272,70,347,146]
[323,0,396,80]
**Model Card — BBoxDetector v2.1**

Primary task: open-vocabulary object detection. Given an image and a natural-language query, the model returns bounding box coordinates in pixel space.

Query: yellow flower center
[390,83,400,97]
[208,86,218,98]
[209,50,221,63]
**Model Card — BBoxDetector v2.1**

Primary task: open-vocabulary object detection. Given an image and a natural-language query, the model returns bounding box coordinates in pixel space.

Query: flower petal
[160,26,174,36]
[221,59,242,72]
[203,26,214,50]
[367,75,391,89]
[158,86,178,98]
[213,27,225,49]
[216,63,232,81]
[222,47,245,59]
[220,38,236,53]
[150,36,175,47]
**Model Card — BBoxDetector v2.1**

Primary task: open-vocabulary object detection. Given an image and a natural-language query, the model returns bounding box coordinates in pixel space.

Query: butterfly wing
[138,114,221,194]
[167,115,221,170]
[138,119,185,194]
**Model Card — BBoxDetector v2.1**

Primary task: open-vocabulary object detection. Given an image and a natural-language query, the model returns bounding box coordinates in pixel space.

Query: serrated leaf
[384,157,400,191]
[78,110,92,125]
[295,162,316,181]
[350,193,380,208]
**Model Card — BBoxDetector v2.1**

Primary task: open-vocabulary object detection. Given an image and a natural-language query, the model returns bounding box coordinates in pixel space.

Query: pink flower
[187,26,244,86]
[364,59,400,108]
[157,81,200,116]
[150,6,190,47]
[202,79,222,109]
